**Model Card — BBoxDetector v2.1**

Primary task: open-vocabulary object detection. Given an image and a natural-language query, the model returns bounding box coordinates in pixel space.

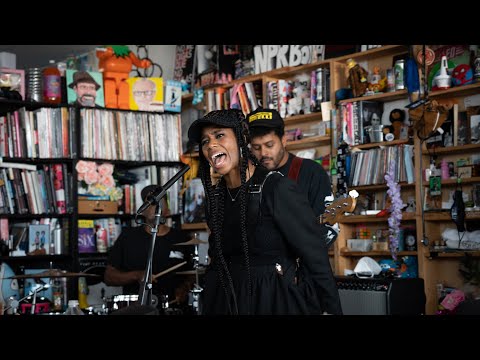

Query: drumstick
[152,261,187,281]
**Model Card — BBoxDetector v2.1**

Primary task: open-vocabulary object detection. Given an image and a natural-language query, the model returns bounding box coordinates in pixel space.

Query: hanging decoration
[385,160,405,260]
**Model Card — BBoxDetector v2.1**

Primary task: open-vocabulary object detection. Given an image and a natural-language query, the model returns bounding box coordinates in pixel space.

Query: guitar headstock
[321,190,359,225]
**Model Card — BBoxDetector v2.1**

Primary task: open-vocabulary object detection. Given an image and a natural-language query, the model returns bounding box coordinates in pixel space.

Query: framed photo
[164,80,182,112]
[28,224,50,254]
[183,178,206,224]
[0,67,25,100]
[458,165,472,179]
[470,114,480,144]
[66,69,105,107]
[466,106,480,144]
[126,77,164,112]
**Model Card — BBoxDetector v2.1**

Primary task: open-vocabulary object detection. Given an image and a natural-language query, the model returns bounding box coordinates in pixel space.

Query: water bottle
[63,300,84,315]
[53,224,63,255]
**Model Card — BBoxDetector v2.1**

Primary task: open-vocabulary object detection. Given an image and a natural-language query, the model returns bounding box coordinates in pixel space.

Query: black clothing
[107,226,190,299]
[202,167,342,315]
[277,153,331,217]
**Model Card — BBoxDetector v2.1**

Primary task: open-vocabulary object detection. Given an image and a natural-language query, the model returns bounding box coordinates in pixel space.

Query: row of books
[265,69,330,119]
[340,100,384,146]
[0,107,74,159]
[116,165,183,216]
[205,81,262,115]
[0,162,70,215]
[78,218,123,254]
[79,109,181,162]
[347,144,415,187]
[0,217,67,256]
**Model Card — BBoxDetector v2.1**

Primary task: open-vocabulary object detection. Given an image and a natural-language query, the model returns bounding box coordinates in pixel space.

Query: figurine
[96,45,152,109]
[346,58,369,97]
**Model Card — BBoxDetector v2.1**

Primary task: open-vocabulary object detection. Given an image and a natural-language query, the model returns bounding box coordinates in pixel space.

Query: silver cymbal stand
[3,282,50,315]
[189,233,203,315]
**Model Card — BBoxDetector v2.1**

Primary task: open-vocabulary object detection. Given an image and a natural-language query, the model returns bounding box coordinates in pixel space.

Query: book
[183,178,206,224]
[78,219,96,253]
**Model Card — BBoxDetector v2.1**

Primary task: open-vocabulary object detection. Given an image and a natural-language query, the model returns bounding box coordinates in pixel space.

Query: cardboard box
[78,200,118,215]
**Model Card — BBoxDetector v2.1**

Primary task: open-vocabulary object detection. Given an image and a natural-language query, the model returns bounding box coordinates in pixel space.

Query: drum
[0,262,20,314]
[106,294,139,313]
[81,264,122,312]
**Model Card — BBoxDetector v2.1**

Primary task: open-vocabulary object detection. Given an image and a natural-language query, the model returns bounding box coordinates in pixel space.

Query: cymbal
[175,268,206,275]
[174,238,207,246]
[7,269,100,279]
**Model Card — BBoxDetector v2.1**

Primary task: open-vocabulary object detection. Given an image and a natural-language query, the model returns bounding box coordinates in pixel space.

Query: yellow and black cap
[246,108,284,130]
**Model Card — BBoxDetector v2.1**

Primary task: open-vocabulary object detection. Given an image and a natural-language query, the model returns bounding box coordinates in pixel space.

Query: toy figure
[389,108,406,140]
[96,46,152,109]
[346,58,369,97]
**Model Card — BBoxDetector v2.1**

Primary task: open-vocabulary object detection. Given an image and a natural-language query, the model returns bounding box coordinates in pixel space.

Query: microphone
[136,165,190,215]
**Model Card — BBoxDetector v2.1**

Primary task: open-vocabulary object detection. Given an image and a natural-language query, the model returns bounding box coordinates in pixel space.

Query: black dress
[201,168,342,315]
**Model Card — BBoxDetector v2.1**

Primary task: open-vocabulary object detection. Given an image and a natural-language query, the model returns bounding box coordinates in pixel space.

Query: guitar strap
[247,156,302,233]
[287,155,303,182]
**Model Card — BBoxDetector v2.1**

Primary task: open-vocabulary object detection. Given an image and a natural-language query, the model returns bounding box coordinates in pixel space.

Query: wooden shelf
[353,139,410,150]
[340,249,417,257]
[425,250,480,258]
[284,112,322,126]
[422,143,480,155]
[428,82,480,99]
[181,222,208,231]
[78,157,182,167]
[422,176,480,187]
[285,135,330,150]
[424,211,480,221]
[334,45,408,63]
[182,93,194,102]
[350,182,415,192]
[338,89,408,104]
[338,212,416,223]
[181,152,199,158]
[269,59,330,78]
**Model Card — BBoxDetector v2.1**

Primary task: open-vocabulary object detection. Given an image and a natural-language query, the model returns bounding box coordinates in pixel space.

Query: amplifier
[335,276,426,315]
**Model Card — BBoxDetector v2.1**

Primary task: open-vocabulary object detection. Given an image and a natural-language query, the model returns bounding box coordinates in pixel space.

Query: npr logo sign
[254,45,324,74]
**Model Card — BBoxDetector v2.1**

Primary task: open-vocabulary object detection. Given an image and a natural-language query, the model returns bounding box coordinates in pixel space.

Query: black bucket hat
[188,109,245,144]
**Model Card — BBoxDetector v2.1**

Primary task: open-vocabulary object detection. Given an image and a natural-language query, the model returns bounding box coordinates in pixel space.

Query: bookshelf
[0,100,184,306]
[178,45,480,314]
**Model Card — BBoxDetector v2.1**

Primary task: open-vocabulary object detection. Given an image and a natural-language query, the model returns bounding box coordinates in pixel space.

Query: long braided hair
[197,109,260,314]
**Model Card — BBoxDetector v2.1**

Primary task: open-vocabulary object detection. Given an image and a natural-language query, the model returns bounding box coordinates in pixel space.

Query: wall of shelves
[178,45,480,315]
[0,100,184,306]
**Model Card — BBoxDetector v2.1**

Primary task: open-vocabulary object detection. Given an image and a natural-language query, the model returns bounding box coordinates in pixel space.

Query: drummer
[104,185,193,309]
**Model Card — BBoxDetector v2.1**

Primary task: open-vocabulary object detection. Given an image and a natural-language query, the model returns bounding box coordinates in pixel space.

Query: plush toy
[408,99,452,139]
[96,45,152,109]
[346,58,369,97]
[389,108,406,140]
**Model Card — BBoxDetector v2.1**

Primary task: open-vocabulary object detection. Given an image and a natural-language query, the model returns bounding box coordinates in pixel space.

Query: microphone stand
[136,165,190,307]
[138,199,165,307]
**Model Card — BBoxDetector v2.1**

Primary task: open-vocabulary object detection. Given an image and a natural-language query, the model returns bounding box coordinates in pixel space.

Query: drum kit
[1,268,100,315]
[1,236,208,316]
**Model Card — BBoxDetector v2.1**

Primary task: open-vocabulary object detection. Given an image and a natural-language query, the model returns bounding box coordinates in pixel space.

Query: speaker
[335,276,426,315]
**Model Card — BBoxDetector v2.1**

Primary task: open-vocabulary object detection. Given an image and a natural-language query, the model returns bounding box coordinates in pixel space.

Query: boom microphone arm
[136,165,190,215]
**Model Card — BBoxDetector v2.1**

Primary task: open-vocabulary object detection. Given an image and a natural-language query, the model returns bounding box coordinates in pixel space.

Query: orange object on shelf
[96,46,151,109]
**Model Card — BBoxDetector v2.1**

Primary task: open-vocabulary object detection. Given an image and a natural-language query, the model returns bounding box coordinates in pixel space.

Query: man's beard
[80,95,95,107]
